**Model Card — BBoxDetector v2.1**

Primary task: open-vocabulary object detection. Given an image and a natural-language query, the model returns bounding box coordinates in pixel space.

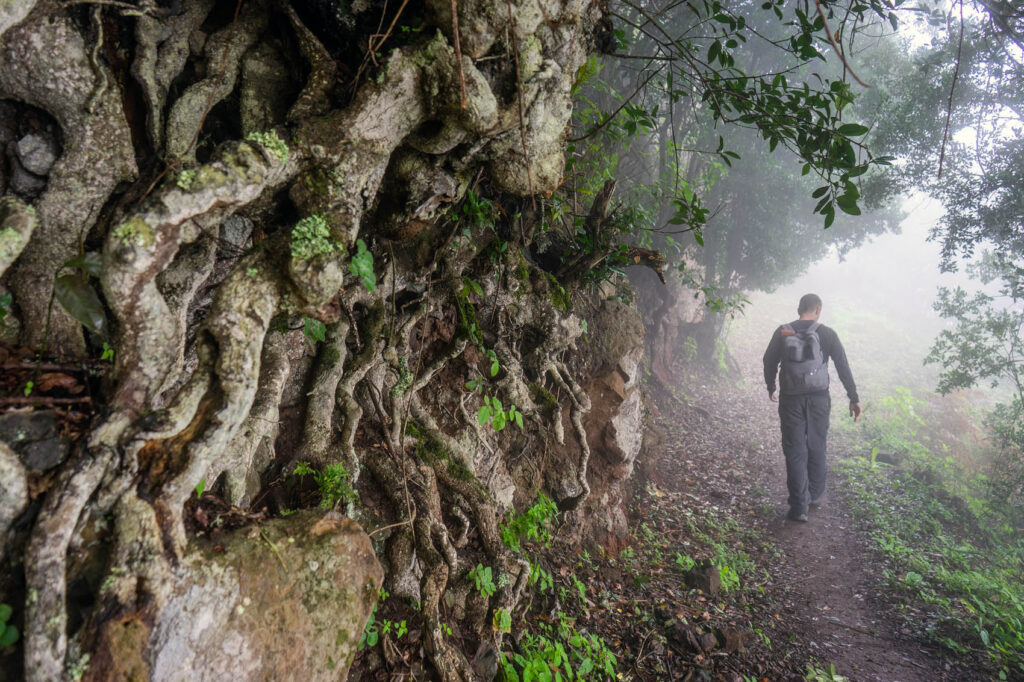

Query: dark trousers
[778,392,831,515]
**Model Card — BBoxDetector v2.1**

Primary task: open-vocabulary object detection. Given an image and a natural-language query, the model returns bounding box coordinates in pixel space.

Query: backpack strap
[780,324,795,337]
[806,321,821,334]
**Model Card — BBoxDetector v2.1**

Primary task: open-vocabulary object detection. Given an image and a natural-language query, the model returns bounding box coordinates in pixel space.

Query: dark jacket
[763,320,859,402]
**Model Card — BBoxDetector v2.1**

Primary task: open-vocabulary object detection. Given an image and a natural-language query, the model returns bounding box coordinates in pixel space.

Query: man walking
[763,294,862,522]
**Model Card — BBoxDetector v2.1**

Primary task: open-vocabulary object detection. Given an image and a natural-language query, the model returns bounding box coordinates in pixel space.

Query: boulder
[90,512,383,682]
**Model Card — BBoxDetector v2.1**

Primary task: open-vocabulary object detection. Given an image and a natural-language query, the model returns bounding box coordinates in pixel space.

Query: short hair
[798,294,822,314]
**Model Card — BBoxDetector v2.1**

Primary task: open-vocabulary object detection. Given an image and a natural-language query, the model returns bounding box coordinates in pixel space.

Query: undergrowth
[835,388,1024,679]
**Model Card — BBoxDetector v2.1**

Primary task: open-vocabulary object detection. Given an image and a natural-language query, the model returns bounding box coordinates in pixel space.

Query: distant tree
[926,253,1024,502]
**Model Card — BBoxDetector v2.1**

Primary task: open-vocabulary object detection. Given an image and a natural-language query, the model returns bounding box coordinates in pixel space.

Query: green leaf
[63,252,103,277]
[823,206,836,229]
[0,604,11,624]
[811,185,829,199]
[195,478,206,498]
[0,624,18,648]
[837,123,870,137]
[514,412,523,430]
[836,195,861,215]
[708,40,722,65]
[477,405,492,425]
[303,317,327,344]
[54,274,106,333]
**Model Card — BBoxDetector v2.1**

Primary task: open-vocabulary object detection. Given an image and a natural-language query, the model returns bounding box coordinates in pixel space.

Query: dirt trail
[652,369,950,681]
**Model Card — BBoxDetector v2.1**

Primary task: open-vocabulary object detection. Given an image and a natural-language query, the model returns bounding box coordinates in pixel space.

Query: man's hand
[849,401,862,422]
[768,391,778,403]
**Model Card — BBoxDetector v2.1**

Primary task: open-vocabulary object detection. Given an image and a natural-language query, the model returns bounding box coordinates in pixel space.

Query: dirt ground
[631,363,972,681]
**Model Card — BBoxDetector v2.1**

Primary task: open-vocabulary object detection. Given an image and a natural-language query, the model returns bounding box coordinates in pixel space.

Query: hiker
[763,294,862,522]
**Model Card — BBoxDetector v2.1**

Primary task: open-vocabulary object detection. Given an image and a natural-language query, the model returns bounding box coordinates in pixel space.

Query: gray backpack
[779,322,830,394]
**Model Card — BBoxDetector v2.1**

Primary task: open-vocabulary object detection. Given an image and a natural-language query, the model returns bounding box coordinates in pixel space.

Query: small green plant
[348,238,375,291]
[100,342,115,362]
[290,214,338,260]
[493,607,512,634]
[529,561,554,593]
[805,662,847,681]
[194,478,206,498]
[0,603,20,648]
[501,493,558,552]
[469,563,497,598]
[498,612,617,681]
[359,609,379,649]
[302,317,326,344]
[23,380,33,396]
[477,395,523,432]
[245,130,289,162]
[293,461,357,509]
[467,376,524,432]
[719,564,741,592]
[176,169,196,190]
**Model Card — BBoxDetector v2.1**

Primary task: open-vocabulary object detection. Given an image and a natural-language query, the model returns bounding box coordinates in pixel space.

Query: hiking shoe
[809,494,825,508]
[786,510,808,523]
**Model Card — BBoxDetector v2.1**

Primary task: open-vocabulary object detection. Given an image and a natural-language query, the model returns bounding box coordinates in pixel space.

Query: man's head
[798,293,822,319]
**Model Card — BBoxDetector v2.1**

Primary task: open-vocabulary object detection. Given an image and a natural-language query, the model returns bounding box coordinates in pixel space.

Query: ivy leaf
[54,274,106,333]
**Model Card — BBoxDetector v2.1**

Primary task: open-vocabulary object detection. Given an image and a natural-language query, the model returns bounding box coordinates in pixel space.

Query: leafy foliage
[501,494,558,552]
[837,389,1024,676]
[348,238,376,292]
[290,214,338,260]
[293,461,357,509]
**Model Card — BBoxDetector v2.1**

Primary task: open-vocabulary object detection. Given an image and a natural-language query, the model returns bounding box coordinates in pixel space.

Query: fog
[724,194,1004,465]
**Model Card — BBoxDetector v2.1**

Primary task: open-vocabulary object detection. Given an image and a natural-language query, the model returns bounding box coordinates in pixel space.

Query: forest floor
[566,364,981,682]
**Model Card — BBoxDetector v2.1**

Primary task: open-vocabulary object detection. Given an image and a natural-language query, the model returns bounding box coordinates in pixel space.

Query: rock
[715,626,747,653]
[6,150,46,198]
[92,512,383,681]
[684,561,721,596]
[0,441,28,562]
[698,631,718,652]
[0,409,71,471]
[15,131,59,175]
[471,640,499,681]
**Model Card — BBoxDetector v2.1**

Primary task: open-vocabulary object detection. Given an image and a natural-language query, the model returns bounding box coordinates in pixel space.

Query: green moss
[540,272,571,311]
[528,382,558,412]
[321,345,341,367]
[291,214,339,260]
[176,169,196,190]
[246,129,290,162]
[454,290,480,342]
[112,217,155,248]
[192,165,230,189]
[406,420,473,481]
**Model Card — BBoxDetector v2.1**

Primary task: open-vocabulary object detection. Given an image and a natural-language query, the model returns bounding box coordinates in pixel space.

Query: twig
[568,66,665,142]
[368,515,417,538]
[937,0,965,180]
[505,0,536,210]
[260,529,289,572]
[812,0,869,88]
[450,0,468,108]
[369,0,412,63]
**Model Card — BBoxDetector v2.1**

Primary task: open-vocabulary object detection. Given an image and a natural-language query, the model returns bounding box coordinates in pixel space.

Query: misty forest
[1,0,1023,680]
